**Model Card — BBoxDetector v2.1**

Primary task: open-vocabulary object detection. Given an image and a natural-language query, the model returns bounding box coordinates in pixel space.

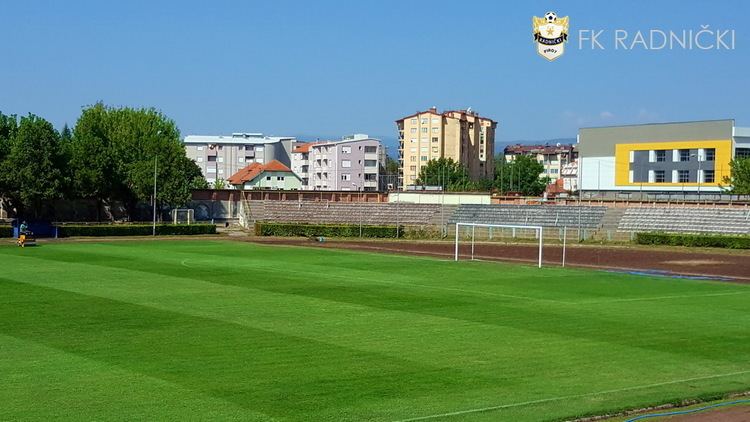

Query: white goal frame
[171,208,194,225]
[454,223,544,268]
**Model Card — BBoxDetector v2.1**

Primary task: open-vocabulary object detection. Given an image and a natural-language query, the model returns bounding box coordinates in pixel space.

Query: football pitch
[2,240,750,421]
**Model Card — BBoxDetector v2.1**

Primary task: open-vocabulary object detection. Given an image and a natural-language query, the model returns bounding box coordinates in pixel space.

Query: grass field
[2,240,750,421]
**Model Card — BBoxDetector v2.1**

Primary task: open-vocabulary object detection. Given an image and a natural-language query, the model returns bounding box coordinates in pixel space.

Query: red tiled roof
[396,107,496,123]
[227,160,293,185]
[292,142,322,153]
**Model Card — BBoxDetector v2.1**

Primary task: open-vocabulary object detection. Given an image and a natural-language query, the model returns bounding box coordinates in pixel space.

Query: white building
[184,133,297,185]
[291,134,385,191]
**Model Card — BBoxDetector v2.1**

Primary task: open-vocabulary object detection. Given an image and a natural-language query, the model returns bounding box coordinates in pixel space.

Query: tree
[212,178,227,190]
[495,154,549,196]
[71,103,207,220]
[0,114,65,218]
[722,158,750,194]
[415,157,494,192]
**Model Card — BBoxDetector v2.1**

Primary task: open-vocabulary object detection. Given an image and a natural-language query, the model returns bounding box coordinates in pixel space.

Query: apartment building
[291,134,384,191]
[184,133,297,185]
[503,143,578,183]
[395,107,496,189]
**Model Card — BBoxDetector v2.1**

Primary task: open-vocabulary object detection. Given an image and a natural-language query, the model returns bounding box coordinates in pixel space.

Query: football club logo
[532,11,569,61]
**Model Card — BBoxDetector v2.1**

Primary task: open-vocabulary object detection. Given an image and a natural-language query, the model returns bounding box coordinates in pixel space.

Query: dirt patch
[662,404,750,421]
[247,237,750,282]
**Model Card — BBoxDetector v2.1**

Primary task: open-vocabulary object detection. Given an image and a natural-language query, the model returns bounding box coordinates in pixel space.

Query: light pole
[152,156,158,236]
[691,152,702,201]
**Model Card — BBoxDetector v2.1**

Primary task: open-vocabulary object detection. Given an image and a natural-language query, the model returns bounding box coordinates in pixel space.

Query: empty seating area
[618,207,750,235]
[448,204,607,228]
[251,201,442,226]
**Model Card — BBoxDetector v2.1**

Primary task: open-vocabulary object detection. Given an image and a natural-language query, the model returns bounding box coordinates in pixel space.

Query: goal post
[171,208,194,225]
[454,223,544,268]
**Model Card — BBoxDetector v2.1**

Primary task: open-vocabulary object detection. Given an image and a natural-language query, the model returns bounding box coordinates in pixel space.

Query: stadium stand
[245,200,443,226]
[618,207,750,235]
[448,204,607,228]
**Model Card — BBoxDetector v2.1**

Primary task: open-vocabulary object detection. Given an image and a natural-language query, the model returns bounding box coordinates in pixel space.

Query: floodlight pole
[454,223,459,261]
[152,156,157,236]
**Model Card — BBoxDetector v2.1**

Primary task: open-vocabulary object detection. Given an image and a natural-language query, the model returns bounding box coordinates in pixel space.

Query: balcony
[364,153,378,160]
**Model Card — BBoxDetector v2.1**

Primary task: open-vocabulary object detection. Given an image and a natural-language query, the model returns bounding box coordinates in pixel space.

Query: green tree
[494,154,549,196]
[416,158,469,191]
[71,103,207,220]
[722,158,750,194]
[212,178,227,190]
[0,114,65,218]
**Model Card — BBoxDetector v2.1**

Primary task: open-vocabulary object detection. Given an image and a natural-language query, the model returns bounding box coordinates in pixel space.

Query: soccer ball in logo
[544,11,557,23]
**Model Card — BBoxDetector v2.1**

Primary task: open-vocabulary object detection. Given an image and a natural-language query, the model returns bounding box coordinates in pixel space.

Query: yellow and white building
[578,120,750,195]
[395,107,496,189]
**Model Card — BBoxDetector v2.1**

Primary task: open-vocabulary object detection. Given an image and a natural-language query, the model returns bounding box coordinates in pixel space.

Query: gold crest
[532,12,569,61]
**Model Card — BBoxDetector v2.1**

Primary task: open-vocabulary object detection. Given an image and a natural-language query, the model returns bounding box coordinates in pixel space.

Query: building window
[207,156,217,162]
[432,137,438,143]
[420,147,428,153]
[277,176,284,181]
[410,165,417,171]
[266,176,271,181]
[432,127,438,133]
[421,156,428,161]
[342,146,351,154]
[679,149,690,162]
[364,146,377,153]
[410,147,417,153]
[432,118,439,124]
[703,170,715,183]
[432,147,439,153]
[197,146,204,151]
[196,157,203,162]
[421,118,428,124]
[411,118,417,124]
[410,128,417,134]
[737,148,750,159]
[410,138,417,143]
[341,174,350,181]
[342,160,351,168]
[655,150,666,162]
[364,160,377,167]
[654,170,666,183]
[410,156,416,162]
[704,148,715,161]
[238,157,245,163]
[678,170,689,183]
[421,127,428,133]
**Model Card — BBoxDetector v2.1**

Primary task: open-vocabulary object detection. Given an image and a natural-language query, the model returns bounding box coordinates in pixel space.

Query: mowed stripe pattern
[1,240,749,421]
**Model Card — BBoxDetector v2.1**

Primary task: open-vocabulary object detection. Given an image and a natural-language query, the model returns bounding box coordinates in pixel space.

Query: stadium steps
[618,206,750,235]
[591,207,630,241]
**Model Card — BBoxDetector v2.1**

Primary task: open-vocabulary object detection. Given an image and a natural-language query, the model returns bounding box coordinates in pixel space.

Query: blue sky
[1,0,748,149]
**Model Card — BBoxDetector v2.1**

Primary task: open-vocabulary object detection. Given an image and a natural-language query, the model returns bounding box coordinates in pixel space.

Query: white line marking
[393,369,750,422]
[575,291,748,304]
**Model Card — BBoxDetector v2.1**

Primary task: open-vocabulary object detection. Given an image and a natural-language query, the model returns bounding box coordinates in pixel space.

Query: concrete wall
[389,192,491,205]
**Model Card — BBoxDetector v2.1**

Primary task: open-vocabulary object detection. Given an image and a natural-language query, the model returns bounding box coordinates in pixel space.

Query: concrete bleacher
[248,200,443,226]
[447,204,607,229]
[618,207,750,235]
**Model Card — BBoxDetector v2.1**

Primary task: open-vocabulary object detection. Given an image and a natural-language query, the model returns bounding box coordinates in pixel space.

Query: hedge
[57,224,216,237]
[0,226,12,238]
[635,232,750,249]
[255,222,402,238]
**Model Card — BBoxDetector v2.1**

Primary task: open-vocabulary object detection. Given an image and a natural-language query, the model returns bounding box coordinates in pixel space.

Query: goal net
[454,223,544,268]
[171,208,195,225]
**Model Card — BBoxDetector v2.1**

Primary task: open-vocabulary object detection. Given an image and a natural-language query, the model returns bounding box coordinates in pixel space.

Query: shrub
[255,222,402,238]
[635,232,750,249]
[57,224,216,237]
[0,226,12,238]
